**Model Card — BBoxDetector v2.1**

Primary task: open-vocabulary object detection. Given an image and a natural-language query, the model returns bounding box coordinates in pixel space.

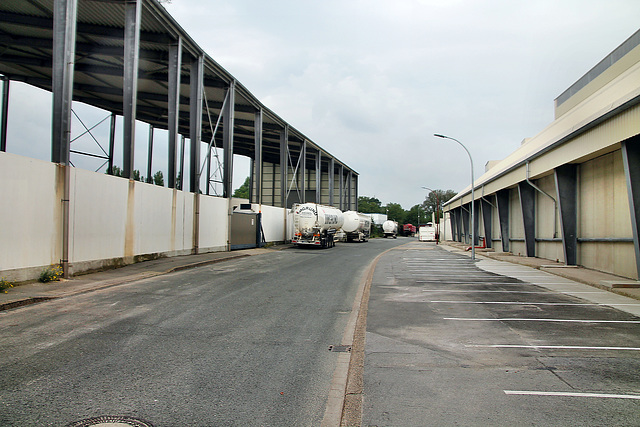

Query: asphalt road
[363,243,640,426]
[0,237,406,426]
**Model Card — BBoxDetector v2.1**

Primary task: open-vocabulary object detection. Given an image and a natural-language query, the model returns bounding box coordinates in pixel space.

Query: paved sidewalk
[441,241,640,301]
[0,245,292,311]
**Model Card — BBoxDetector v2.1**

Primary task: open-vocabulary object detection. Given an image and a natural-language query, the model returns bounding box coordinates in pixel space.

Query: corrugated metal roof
[0,0,356,174]
[445,43,640,208]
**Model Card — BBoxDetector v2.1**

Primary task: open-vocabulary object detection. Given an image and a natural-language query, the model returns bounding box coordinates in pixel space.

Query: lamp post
[434,134,475,261]
[421,186,440,243]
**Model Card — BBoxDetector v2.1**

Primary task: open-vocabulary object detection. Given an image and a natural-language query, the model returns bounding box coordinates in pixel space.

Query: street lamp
[421,186,440,243]
[434,134,475,261]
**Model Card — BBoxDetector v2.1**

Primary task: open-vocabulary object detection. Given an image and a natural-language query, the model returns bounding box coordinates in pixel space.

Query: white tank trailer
[382,220,398,239]
[342,211,372,242]
[292,203,344,248]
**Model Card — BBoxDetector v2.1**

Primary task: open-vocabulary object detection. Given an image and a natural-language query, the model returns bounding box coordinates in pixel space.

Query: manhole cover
[329,345,352,352]
[67,416,153,427]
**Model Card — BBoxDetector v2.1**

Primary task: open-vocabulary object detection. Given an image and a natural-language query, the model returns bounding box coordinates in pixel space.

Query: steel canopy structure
[0,0,358,209]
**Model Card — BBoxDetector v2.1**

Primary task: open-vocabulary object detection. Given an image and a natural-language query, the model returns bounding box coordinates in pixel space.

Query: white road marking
[504,390,640,399]
[431,300,640,306]
[416,281,533,285]
[468,344,640,351]
[422,290,603,294]
[444,317,640,323]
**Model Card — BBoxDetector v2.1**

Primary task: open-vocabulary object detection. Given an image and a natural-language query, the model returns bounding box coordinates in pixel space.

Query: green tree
[405,204,425,226]
[385,202,405,223]
[358,196,383,213]
[422,189,456,223]
[108,165,123,177]
[233,177,251,199]
[153,170,164,186]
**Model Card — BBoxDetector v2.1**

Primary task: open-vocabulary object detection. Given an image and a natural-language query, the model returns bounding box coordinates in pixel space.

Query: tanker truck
[292,203,344,248]
[342,211,371,242]
[382,220,398,238]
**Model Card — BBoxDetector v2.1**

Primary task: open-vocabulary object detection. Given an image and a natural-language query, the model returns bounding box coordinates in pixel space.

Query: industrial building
[0,0,358,281]
[443,29,640,281]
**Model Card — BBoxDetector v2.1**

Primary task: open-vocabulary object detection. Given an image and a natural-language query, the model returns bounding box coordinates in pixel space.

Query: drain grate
[67,415,154,427]
[329,344,352,352]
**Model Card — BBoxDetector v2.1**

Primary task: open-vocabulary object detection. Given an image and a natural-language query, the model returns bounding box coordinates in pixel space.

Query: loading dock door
[230,212,263,250]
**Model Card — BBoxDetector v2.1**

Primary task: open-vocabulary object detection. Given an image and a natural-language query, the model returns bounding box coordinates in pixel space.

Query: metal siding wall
[579,150,636,278]
[536,174,564,262]
[320,171,330,205]
[509,188,526,256]
[490,195,503,252]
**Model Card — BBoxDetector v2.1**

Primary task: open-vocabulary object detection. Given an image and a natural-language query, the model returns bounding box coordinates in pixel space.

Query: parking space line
[444,318,640,323]
[431,300,640,306]
[504,390,640,399]
[416,281,529,285]
[468,344,640,351]
[422,290,603,294]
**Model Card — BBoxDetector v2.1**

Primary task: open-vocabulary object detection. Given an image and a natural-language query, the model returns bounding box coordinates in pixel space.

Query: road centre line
[444,318,640,323]
[431,300,640,306]
[503,390,640,399]
[468,344,640,351]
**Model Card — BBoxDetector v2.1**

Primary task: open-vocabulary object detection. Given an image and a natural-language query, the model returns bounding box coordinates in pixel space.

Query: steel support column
[621,137,640,278]
[339,164,344,210]
[167,38,182,189]
[222,80,235,198]
[315,151,321,204]
[348,170,353,210]
[0,76,9,152]
[354,174,358,211]
[146,124,153,183]
[450,209,456,241]
[280,126,288,208]
[481,197,493,248]
[449,209,457,241]
[555,164,578,265]
[300,140,306,204]
[473,199,480,246]
[179,135,185,189]
[518,181,536,257]
[329,158,335,206]
[52,0,77,278]
[496,189,510,252]
[253,108,263,204]
[52,0,77,165]
[189,55,204,193]
[122,0,141,179]
[461,204,470,244]
[453,208,461,242]
[108,113,116,174]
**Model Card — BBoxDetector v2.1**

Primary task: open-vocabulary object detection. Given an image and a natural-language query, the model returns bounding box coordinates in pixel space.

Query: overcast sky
[5,0,640,209]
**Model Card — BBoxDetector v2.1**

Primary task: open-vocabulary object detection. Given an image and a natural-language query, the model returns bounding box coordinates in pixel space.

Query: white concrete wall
[260,204,287,243]
[0,152,61,275]
[199,195,229,251]
[69,169,200,274]
[0,152,258,281]
[70,167,128,264]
